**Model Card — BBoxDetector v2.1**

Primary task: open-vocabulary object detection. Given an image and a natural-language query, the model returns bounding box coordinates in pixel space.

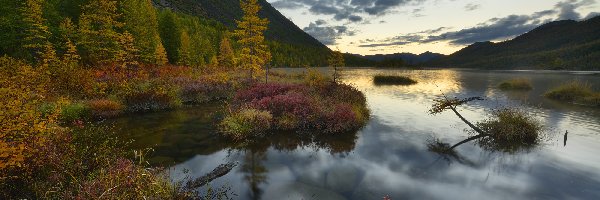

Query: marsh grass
[476,108,544,152]
[373,75,417,85]
[498,78,532,90]
[545,81,600,106]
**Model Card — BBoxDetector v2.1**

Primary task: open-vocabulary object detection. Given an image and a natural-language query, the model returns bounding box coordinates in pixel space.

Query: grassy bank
[545,81,600,107]
[498,78,532,90]
[373,75,418,85]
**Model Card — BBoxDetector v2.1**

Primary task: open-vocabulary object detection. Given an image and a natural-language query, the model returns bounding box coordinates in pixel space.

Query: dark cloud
[303,21,356,45]
[270,1,304,9]
[270,0,422,22]
[464,3,481,11]
[358,0,596,48]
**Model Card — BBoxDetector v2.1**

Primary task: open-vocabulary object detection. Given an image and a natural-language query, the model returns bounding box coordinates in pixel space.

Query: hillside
[152,0,331,67]
[428,16,600,70]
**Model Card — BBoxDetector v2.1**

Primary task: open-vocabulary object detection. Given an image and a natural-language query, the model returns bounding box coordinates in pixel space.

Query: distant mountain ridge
[360,51,446,65]
[427,16,600,70]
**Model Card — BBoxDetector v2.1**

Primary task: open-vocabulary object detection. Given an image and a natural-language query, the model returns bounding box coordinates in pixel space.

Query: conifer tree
[218,36,236,69]
[234,0,271,79]
[77,0,125,66]
[177,30,192,66]
[21,0,53,63]
[328,49,345,82]
[121,0,163,65]
[154,42,169,66]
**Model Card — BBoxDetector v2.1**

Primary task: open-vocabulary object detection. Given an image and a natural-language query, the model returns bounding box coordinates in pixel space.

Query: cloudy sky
[266,0,599,55]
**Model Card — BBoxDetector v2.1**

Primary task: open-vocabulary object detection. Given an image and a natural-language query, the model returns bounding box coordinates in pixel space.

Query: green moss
[498,78,532,90]
[373,75,417,85]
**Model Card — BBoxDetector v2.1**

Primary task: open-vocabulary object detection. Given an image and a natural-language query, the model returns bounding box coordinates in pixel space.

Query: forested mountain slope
[152,0,331,67]
[427,16,600,70]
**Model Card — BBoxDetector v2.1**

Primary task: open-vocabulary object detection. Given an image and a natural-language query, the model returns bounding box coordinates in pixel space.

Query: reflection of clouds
[151,69,600,199]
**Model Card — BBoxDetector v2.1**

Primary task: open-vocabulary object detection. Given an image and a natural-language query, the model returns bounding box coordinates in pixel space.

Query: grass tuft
[476,108,544,152]
[373,75,417,85]
[498,78,532,90]
[545,81,599,106]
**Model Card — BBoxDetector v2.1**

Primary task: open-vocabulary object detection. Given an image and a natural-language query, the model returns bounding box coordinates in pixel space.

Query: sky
[266,0,599,55]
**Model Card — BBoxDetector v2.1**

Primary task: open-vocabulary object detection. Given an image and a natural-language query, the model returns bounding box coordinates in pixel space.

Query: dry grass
[545,81,599,107]
[498,78,532,90]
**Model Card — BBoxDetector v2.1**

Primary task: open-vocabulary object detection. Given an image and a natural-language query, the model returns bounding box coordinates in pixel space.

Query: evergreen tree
[218,36,236,69]
[21,0,53,63]
[177,30,192,66]
[158,10,182,64]
[77,0,125,66]
[234,0,271,78]
[121,0,163,65]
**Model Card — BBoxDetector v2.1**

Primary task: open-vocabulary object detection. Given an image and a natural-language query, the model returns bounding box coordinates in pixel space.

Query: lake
[110,68,600,200]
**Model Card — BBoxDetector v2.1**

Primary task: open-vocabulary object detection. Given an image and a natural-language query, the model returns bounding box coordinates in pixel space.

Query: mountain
[362,52,445,65]
[152,0,331,67]
[427,16,600,70]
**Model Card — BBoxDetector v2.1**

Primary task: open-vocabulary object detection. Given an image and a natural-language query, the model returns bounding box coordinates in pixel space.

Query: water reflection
[112,69,600,199]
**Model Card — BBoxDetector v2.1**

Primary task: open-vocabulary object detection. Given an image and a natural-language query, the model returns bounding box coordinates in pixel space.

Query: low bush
[373,75,417,85]
[498,78,532,90]
[220,108,273,140]
[120,80,181,112]
[476,108,544,152]
[60,102,91,122]
[87,99,124,119]
[545,81,599,106]
[221,82,370,140]
[179,79,232,104]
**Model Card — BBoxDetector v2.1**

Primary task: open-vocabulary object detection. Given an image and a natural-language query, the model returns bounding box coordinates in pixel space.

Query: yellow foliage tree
[20,0,51,63]
[218,36,236,69]
[328,49,345,82]
[234,0,271,79]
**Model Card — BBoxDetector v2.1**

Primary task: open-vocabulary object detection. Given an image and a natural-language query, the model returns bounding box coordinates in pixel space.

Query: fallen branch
[185,162,238,190]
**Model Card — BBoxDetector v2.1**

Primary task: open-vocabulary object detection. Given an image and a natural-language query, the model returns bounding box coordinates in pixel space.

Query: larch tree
[328,49,345,82]
[77,0,126,66]
[218,36,236,69]
[21,0,55,65]
[177,30,192,66]
[234,0,271,79]
[121,0,165,65]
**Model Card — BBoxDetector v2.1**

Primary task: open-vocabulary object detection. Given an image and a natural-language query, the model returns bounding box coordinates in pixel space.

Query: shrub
[373,75,417,85]
[323,103,359,133]
[545,80,594,101]
[60,102,90,122]
[120,80,181,112]
[87,99,124,118]
[179,79,232,104]
[304,68,330,86]
[476,108,544,152]
[220,108,273,140]
[498,78,532,90]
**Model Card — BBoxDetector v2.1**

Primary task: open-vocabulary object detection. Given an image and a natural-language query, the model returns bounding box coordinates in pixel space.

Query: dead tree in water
[429,96,490,151]
[185,162,238,190]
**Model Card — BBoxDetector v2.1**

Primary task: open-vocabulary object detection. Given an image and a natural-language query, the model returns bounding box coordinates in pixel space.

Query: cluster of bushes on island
[498,78,533,90]
[220,80,370,140]
[373,75,418,86]
[545,80,600,107]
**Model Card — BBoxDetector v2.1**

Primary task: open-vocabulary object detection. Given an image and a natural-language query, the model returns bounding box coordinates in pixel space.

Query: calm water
[111,69,600,200]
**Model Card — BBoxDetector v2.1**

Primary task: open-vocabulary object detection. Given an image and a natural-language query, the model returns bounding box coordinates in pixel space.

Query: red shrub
[323,103,359,133]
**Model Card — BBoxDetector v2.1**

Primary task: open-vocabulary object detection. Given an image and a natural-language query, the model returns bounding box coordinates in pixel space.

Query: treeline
[344,53,409,68]
[0,0,328,68]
